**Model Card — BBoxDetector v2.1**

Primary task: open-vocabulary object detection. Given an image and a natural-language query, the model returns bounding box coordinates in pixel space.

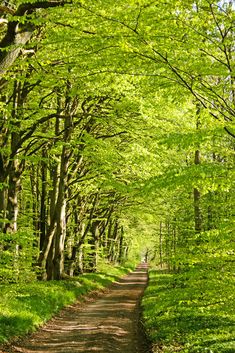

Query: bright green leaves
[143,268,235,352]
[0,0,234,308]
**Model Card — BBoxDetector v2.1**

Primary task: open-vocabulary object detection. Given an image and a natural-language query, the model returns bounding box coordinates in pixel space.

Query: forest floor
[0,264,151,353]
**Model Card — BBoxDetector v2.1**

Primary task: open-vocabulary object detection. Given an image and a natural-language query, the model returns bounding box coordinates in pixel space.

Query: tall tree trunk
[172,225,177,272]
[39,152,48,251]
[66,203,85,276]
[194,109,203,234]
[194,150,203,233]
[118,226,124,263]
[53,194,67,279]
[52,98,74,279]
[4,162,21,233]
[108,220,119,263]
[87,220,99,272]
[0,177,7,232]
[166,221,171,270]
[30,164,40,238]
[159,221,163,268]
[40,160,59,280]
[4,81,24,233]
[38,82,77,280]
[37,148,67,280]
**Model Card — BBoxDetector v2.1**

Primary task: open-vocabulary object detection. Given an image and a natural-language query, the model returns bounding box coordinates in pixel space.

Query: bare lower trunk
[53,198,67,279]
[39,154,48,250]
[87,221,99,272]
[30,165,40,238]
[38,223,57,280]
[118,226,124,263]
[0,184,6,232]
[108,220,119,263]
[4,167,21,233]
[68,222,85,276]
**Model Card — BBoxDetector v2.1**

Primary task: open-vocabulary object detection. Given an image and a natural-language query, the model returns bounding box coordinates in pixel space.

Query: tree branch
[96,131,127,140]
[0,1,71,79]
[224,126,235,139]
[15,1,71,16]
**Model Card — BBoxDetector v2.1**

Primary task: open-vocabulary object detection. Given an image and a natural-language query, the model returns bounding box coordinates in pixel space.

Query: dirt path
[5,264,150,353]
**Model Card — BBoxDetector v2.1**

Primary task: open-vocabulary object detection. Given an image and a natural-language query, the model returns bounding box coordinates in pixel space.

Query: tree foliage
[0,0,234,324]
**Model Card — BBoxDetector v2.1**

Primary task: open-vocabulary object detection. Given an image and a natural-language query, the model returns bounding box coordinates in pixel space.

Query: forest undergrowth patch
[0,262,135,344]
[142,264,235,353]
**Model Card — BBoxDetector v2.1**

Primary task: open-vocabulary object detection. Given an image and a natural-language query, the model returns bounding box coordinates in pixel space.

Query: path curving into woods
[3,264,151,353]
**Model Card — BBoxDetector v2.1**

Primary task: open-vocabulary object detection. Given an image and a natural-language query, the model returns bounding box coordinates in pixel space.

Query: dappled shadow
[156,313,235,336]
[0,316,34,342]
[144,269,235,353]
[12,265,150,353]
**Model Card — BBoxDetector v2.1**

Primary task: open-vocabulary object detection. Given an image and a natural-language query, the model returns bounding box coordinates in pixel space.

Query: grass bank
[0,262,135,344]
[142,265,235,353]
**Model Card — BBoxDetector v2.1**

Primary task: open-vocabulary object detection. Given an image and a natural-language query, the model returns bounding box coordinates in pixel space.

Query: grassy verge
[0,262,135,344]
[142,265,235,353]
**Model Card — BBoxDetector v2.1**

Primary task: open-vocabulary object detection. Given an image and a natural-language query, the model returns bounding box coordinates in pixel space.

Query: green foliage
[0,263,134,344]
[142,265,235,353]
[0,1,235,348]
[0,230,37,283]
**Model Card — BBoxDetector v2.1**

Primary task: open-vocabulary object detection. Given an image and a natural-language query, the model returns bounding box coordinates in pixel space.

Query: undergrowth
[0,262,135,344]
[142,264,235,353]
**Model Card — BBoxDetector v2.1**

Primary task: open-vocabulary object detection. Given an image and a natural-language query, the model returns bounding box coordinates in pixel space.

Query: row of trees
[0,0,234,281]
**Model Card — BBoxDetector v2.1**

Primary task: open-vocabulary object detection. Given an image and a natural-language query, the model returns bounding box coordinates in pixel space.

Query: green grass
[142,265,235,353]
[0,262,135,344]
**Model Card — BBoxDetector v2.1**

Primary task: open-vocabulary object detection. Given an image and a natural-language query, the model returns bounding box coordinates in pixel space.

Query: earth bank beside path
[4,264,151,353]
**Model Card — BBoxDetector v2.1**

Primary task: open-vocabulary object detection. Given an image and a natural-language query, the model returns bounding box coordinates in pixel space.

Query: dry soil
[1,264,151,353]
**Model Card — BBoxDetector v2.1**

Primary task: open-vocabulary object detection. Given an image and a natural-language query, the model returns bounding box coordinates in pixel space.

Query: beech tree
[0,0,234,283]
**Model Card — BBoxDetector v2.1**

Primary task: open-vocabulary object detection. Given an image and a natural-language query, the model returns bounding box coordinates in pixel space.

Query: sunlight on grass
[0,262,134,344]
[142,266,235,353]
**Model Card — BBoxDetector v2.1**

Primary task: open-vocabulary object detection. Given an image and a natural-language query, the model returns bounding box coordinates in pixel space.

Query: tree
[0,0,234,284]
[77,0,235,136]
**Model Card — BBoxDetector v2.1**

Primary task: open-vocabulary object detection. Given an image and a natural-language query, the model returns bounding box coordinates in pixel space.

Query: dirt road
[6,264,150,353]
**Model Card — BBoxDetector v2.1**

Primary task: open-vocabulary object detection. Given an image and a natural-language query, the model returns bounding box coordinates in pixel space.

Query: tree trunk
[67,219,85,276]
[87,220,99,272]
[0,1,69,80]
[194,149,203,233]
[108,220,119,263]
[30,164,40,238]
[4,163,21,233]
[4,81,24,233]
[37,89,75,279]
[0,177,7,232]
[159,221,163,268]
[52,101,73,279]
[118,226,124,263]
[37,151,59,280]
[39,152,48,251]
[194,110,203,234]
[165,220,171,270]
[53,196,67,279]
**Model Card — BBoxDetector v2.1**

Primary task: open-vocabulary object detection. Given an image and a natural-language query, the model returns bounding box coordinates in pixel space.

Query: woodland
[0,0,234,352]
